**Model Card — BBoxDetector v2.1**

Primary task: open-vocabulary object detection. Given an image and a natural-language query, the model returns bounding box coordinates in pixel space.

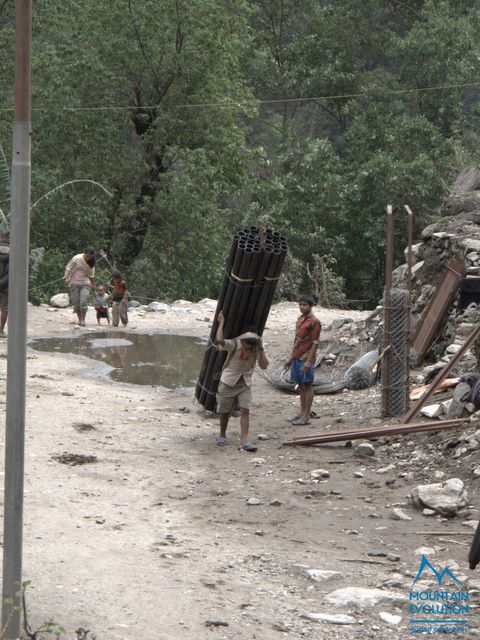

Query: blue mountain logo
[412,555,464,588]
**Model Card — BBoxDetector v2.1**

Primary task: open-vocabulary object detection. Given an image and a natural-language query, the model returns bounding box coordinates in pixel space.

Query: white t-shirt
[64,254,95,286]
[218,338,257,387]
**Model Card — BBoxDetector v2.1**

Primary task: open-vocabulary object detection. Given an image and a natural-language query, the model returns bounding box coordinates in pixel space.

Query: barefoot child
[94,285,110,325]
[110,270,129,327]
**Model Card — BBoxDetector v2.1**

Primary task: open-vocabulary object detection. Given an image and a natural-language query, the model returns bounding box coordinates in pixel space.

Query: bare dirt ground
[0,301,479,640]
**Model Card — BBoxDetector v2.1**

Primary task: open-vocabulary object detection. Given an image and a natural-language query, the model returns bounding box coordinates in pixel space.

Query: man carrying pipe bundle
[214,311,269,452]
[284,294,321,425]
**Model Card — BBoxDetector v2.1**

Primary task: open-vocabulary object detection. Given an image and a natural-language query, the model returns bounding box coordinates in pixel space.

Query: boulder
[446,381,471,419]
[49,293,70,308]
[410,478,468,517]
[147,301,172,312]
[462,237,480,253]
[450,166,480,193]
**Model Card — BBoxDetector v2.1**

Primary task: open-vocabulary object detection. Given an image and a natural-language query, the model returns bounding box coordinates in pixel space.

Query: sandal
[310,411,320,419]
[287,415,302,423]
[216,436,227,446]
[291,416,311,426]
[239,442,258,452]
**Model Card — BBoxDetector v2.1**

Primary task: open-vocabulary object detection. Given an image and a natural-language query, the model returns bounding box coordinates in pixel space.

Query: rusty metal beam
[403,321,480,423]
[404,205,413,340]
[283,417,470,446]
[411,255,465,364]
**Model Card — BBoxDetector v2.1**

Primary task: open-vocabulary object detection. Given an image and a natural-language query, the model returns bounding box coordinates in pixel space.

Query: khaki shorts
[69,284,90,311]
[216,379,252,414]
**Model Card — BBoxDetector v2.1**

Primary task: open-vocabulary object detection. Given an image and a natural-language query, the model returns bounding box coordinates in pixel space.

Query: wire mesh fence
[382,287,410,417]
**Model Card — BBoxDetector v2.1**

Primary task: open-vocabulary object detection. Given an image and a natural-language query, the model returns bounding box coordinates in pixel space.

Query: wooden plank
[411,255,465,365]
[410,377,460,400]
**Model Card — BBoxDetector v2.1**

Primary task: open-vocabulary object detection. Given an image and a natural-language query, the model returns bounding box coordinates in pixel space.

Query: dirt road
[0,301,477,639]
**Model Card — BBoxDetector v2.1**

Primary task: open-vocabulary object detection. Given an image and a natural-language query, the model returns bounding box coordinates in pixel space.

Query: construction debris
[403,323,480,423]
[409,378,460,400]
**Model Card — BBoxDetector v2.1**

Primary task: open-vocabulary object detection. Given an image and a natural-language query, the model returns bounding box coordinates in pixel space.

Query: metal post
[2,1,32,637]
[382,205,394,416]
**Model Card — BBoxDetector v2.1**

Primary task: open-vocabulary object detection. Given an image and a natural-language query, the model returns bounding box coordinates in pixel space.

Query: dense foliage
[1,0,479,306]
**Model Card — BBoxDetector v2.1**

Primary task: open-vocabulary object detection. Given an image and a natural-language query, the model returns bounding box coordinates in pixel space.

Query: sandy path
[0,301,476,639]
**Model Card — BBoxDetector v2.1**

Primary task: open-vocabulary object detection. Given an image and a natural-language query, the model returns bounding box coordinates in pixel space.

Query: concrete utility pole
[2,1,32,637]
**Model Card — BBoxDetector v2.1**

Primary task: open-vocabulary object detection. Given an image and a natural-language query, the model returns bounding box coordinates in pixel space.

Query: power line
[0,80,479,113]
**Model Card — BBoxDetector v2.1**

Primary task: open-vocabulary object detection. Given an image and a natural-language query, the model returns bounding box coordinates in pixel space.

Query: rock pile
[395,166,480,365]
[332,166,480,370]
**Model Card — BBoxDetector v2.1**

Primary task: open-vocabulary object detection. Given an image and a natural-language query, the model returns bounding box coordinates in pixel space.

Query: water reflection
[29,331,206,388]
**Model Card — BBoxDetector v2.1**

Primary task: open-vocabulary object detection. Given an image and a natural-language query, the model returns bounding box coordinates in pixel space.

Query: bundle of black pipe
[195,227,288,411]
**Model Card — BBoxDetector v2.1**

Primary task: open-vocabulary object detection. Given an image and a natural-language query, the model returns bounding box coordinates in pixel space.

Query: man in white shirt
[64,247,96,327]
[214,310,269,452]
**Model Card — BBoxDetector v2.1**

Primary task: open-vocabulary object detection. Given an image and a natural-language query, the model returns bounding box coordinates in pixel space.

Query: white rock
[325,586,407,608]
[310,469,330,479]
[410,478,468,516]
[301,612,358,625]
[172,299,192,306]
[379,611,402,625]
[415,546,436,556]
[147,301,172,312]
[382,573,404,588]
[376,464,395,474]
[446,343,462,354]
[420,403,444,418]
[197,298,216,308]
[434,471,446,480]
[246,497,261,506]
[411,261,424,276]
[305,569,342,583]
[422,508,436,516]
[355,443,375,457]
[390,508,412,521]
[49,293,70,308]
[462,238,480,252]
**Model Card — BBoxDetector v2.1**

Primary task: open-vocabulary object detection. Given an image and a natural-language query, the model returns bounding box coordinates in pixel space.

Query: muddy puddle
[29,332,206,388]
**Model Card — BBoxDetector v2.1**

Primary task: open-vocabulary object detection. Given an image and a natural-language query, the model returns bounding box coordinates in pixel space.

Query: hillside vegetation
[1,0,479,306]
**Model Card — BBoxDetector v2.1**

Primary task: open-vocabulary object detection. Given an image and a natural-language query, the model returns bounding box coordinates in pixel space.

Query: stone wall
[393,166,480,367]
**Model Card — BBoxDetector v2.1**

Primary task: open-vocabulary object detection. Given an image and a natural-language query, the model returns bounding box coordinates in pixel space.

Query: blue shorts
[290,358,315,385]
